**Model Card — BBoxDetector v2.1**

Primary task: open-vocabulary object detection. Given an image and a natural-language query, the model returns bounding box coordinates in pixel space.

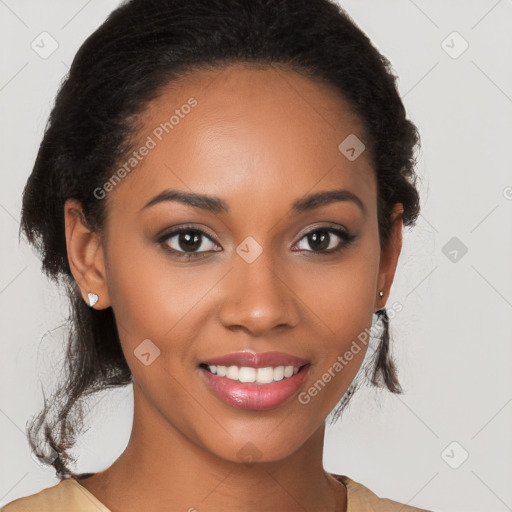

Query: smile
[201,363,304,383]
[198,362,311,410]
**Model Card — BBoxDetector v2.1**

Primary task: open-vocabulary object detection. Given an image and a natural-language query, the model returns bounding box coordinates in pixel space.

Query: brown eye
[158,227,220,259]
[295,227,356,255]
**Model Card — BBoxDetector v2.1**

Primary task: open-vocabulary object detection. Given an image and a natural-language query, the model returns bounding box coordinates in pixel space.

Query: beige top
[1,473,433,511]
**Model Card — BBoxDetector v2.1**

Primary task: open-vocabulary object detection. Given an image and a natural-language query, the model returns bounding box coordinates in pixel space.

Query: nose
[218,250,300,337]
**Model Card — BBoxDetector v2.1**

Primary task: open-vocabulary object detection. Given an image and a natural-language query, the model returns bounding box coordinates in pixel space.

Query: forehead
[105,62,376,217]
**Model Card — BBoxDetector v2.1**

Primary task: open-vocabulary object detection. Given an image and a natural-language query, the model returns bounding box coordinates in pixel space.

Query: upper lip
[200,351,310,368]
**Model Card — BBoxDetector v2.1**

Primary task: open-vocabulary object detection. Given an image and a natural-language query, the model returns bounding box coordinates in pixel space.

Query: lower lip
[199,365,310,411]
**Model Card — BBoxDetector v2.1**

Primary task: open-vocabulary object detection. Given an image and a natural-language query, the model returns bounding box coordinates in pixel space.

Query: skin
[64,63,403,512]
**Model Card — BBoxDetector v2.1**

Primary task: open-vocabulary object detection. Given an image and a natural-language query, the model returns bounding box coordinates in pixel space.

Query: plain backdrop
[1,1,511,511]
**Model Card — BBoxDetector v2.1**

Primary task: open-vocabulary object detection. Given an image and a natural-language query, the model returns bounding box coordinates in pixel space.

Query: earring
[87,292,99,308]
[378,290,384,298]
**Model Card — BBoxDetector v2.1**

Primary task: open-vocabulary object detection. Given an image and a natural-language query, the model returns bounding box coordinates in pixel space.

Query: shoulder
[1,478,110,512]
[331,473,434,512]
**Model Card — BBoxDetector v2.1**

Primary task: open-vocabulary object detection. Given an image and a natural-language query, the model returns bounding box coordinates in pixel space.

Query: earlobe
[64,199,111,309]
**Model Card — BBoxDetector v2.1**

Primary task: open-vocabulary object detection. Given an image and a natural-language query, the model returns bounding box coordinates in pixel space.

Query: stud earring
[378,290,384,298]
[87,292,99,308]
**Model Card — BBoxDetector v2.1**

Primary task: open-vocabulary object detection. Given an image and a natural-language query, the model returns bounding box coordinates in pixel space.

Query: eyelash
[157,224,357,260]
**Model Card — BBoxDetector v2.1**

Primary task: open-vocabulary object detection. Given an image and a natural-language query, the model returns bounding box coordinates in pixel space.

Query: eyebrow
[141,188,366,216]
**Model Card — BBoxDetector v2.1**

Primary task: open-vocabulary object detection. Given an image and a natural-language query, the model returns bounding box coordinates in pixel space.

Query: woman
[2,0,432,510]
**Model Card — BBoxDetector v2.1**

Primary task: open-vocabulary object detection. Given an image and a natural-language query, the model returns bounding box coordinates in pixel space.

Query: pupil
[309,230,329,251]
[179,231,201,251]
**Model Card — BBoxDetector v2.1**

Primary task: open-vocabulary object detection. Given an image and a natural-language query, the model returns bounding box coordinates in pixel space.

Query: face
[65,63,402,464]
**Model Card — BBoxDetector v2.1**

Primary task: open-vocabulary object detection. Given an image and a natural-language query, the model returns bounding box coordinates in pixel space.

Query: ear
[375,202,404,311]
[64,199,111,309]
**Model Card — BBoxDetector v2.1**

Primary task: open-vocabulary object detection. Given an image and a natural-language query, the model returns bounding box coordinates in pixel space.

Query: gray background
[1,1,511,511]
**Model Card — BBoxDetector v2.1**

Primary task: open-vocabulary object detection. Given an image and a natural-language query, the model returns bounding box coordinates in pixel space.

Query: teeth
[284,366,294,378]
[206,364,301,384]
[238,367,256,382]
[273,366,284,381]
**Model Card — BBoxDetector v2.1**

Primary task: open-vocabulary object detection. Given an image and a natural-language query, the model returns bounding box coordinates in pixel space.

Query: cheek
[106,223,197,317]
[103,229,202,358]
[293,234,381,404]
[294,234,380,335]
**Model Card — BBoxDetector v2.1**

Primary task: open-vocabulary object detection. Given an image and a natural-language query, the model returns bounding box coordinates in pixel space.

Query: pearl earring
[87,292,99,307]
[378,290,384,298]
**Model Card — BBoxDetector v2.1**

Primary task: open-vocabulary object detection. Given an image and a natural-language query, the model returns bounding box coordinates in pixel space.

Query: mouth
[198,362,311,411]
[198,362,309,384]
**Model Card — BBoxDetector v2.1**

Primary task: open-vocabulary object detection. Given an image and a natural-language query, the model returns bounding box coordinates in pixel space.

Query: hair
[19,0,421,479]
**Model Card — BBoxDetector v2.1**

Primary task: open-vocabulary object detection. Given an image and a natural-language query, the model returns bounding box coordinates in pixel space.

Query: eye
[157,224,356,261]
[294,226,357,255]
[158,226,220,260]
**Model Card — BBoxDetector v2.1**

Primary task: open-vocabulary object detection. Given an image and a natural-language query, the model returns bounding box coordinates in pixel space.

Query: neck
[79,383,347,512]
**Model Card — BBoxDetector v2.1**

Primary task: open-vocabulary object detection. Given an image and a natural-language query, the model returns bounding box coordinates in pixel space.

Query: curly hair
[19,0,421,479]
